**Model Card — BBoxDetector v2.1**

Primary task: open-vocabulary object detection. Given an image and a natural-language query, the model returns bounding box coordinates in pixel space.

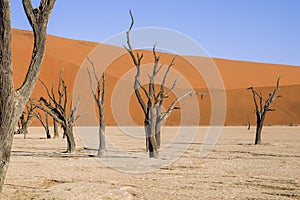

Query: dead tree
[34,111,50,139]
[247,77,281,144]
[32,70,80,153]
[124,11,204,158]
[0,0,55,193]
[87,58,106,157]
[18,100,36,139]
[247,120,251,130]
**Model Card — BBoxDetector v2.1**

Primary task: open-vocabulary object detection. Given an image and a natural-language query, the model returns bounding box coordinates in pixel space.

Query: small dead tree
[32,70,80,153]
[0,0,55,192]
[247,120,251,130]
[87,58,106,157]
[247,77,281,144]
[34,111,50,139]
[17,100,36,139]
[124,11,204,158]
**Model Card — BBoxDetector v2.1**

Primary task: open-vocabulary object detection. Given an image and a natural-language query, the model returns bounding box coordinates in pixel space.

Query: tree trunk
[63,124,76,153]
[20,113,27,139]
[97,126,105,157]
[45,114,50,139]
[155,118,162,149]
[23,124,29,139]
[0,121,15,194]
[53,117,59,138]
[155,105,162,149]
[21,115,35,139]
[255,113,265,145]
[144,120,149,152]
[0,0,15,193]
[97,106,105,157]
[46,128,51,139]
[255,123,262,145]
[145,107,158,158]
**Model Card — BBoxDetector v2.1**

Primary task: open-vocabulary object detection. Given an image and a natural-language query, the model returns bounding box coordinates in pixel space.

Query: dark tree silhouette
[16,100,36,139]
[0,0,55,193]
[32,70,80,153]
[87,58,106,157]
[124,11,205,158]
[247,77,281,144]
[34,111,51,139]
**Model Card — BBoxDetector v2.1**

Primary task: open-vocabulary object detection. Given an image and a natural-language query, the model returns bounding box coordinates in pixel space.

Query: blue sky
[10,0,300,66]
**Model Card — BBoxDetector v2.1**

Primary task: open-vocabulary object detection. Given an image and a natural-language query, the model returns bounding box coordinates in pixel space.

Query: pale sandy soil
[2,126,300,200]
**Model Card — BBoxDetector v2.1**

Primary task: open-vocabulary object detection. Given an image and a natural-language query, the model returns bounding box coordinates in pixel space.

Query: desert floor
[2,126,300,200]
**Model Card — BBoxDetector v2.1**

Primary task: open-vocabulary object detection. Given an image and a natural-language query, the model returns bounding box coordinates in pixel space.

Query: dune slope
[12,29,300,126]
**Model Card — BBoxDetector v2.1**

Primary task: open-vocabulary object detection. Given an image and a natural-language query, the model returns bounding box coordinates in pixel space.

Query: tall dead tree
[0,0,55,193]
[34,111,50,139]
[87,58,106,157]
[124,11,204,158]
[17,100,36,139]
[247,77,281,144]
[32,70,80,153]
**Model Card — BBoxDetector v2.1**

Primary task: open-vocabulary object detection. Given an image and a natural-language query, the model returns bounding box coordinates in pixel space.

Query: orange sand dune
[12,29,300,126]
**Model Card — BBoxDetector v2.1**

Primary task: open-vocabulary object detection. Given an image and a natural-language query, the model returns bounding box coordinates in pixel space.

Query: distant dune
[12,29,300,126]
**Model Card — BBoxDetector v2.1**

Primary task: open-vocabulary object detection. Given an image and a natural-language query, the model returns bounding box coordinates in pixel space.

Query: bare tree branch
[157,57,176,103]
[34,111,46,128]
[136,79,151,100]
[247,87,259,114]
[31,100,64,125]
[34,109,51,139]
[161,90,195,121]
[70,95,81,123]
[38,79,64,115]
[127,9,134,51]
[164,78,181,97]
[17,0,56,106]
[101,72,106,106]
[124,10,147,115]
[87,67,98,103]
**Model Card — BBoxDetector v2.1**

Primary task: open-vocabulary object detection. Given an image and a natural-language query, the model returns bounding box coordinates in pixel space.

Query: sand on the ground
[2,126,299,200]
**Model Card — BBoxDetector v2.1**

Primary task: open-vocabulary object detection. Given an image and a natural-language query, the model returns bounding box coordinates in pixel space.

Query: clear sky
[10,0,300,66]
